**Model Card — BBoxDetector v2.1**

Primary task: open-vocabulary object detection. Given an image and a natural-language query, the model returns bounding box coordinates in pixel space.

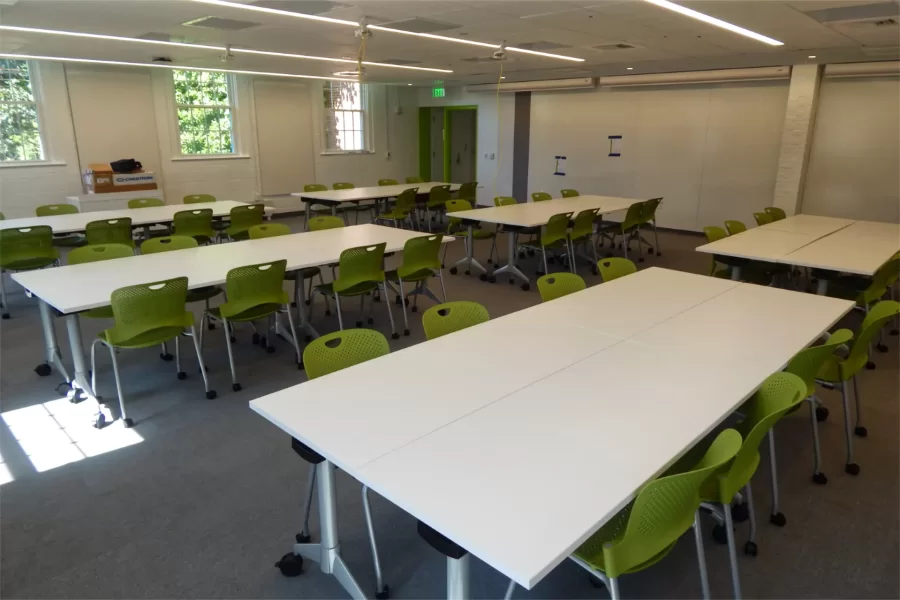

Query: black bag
[110,159,142,173]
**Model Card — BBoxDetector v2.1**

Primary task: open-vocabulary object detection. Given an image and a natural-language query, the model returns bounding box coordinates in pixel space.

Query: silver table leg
[296,270,320,341]
[816,278,829,295]
[36,299,71,383]
[293,460,366,600]
[304,200,311,231]
[64,313,112,426]
[730,265,742,281]
[493,231,531,291]
[447,554,471,600]
[450,224,487,277]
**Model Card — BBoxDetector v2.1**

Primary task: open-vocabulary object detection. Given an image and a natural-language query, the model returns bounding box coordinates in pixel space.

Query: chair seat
[316,280,379,297]
[52,234,88,248]
[521,238,567,250]
[212,220,229,232]
[0,257,58,271]
[82,306,114,319]
[451,228,494,240]
[379,210,410,220]
[386,268,434,283]
[208,303,282,322]
[186,285,223,303]
[285,266,321,281]
[99,325,185,349]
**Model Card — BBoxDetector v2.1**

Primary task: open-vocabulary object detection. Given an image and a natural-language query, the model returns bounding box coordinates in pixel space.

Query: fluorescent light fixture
[505,46,584,62]
[808,55,816,58]
[626,67,634,70]
[0,25,453,73]
[0,53,358,81]
[642,0,783,46]
[192,0,358,26]
[367,25,497,49]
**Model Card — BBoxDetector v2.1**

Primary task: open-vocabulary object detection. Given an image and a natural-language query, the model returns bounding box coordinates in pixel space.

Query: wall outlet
[385,151,391,160]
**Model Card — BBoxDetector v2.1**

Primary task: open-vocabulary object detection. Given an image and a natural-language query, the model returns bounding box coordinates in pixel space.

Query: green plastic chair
[36,203,78,217]
[569,208,599,273]
[522,212,574,276]
[386,234,446,335]
[140,235,223,315]
[702,226,765,282]
[494,196,516,206]
[184,194,216,204]
[333,182,355,190]
[128,198,165,209]
[700,372,806,600]
[332,182,372,224]
[560,189,579,198]
[537,273,585,302]
[457,182,477,203]
[724,220,747,235]
[753,212,773,226]
[597,257,637,282]
[248,222,326,317]
[173,208,217,244]
[309,215,346,231]
[828,257,900,356]
[495,196,538,249]
[637,198,663,257]
[422,301,489,340]
[565,428,742,600]
[764,207,786,221]
[86,218,134,247]
[305,184,328,192]
[313,243,398,339]
[249,223,291,239]
[375,187,418,229]
[90,276,214,428]
[531,192,552,202]
[226,204,265,240]
[815,300,900,476]
[378,179,399,186]
[702,226,729,277]
[67,244,135,319]
[425,185,452,232]
[405,177,424,184]
[599,202,647,262]
[206,260,301,391]
[0,227,61,319]
[0,212,5,220]
[444,199,498,268]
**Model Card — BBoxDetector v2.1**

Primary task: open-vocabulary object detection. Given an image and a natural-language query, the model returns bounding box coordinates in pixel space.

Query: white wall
[528,81,789,231]
[802,76,900,223]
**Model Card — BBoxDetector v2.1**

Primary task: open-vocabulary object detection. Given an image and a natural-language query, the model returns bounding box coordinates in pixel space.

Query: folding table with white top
[12,224,450,427]
[250,267,853,600]
[444,195,639,290]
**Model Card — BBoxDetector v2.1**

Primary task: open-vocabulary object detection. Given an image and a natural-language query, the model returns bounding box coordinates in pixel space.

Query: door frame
[418,105,478,182]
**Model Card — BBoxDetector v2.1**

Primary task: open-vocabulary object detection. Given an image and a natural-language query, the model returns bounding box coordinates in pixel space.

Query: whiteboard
[253,79,315,196]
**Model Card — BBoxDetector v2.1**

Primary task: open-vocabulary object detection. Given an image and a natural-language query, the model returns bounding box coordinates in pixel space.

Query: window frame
[171,69,238,158]
[321,81,373,155]
[0,59,49,165]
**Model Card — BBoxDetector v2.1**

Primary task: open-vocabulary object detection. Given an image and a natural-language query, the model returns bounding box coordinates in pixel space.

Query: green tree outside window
[323,81,369,152]
[1,59,45,162]
[173,70,235,155]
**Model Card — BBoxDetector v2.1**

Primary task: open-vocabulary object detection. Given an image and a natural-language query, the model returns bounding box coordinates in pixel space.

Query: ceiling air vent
[251,0,347,15]
[516,41,571,51]
[379,58,423,65]
[382,18,460,33]
[593,43,639,51]
[182,16,260,30]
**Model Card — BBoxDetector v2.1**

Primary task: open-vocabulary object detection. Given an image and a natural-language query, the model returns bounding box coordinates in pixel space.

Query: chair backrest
[622,202,644,231]
[641,198,662,223]
[249,223,291,239]
[859,257,900,306]
[785,329,854,397]
[304,184,328,192]
[378,179,398,186]
[36,204,78,217]
[560,189,579,198]
[229,204,265,230]
[597,257,637,282]
[398,234,443,279]
[842,300,900,377]
[428,185,452,206]
[445,199,474,230]
[542,212,573,246]
[537,273,586,302]
[703,226,727,243]
[86,218,133,246]
[304,329,390,380]
[184,194,216,204]
[531,192,552,202]
[0,212,5,220]
[724,220,747,235]
[589,428,742,579]
[333,182,355,190]
[494,196,516,207]
[393,188,419,215]
[309,215,346,231]
[422,301,489,340]
[753,212,773,226]
[0,226,57,265]
[220,260,290,318]
[405,177,424,184]
[571,208,598,240]
[105,277,190,345]
[458,182,478,202]
[334,243,387,294]
[67,243,133,265]
[173,208,214,238]
[764,206,786,221]
[128,198,165,209]
[140,235,199,254]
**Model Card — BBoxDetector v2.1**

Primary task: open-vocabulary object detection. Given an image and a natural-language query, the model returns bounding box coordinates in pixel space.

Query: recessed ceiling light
[500,76,506,79]
[626,67,633,70]
[0,53,357,81]
[808,55,817,58]
[0,25,453,73]
[192,0,358,26]
[641,0,783,46]
[407,83,413,85]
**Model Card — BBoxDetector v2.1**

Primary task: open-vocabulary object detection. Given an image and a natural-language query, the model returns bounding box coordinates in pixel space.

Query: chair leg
[357,294,366,328]
[297,465,317,542]
[188,325,213,397]
[174,334,185,379]
[808,398,826,483]
[105,342,132,427]
[840,380,859,474]
[608,577,620,600]
[767,430,785,526]
[438,269,448,302]
[335,294,345,330]
[652,219,661,256]
[362,485,387,598]
[504,579,516,600]
[541,248,549,275]
[284,304,303,368]
[693,509,711,600]
[744,480,757,550]
[723,501,743,600]
[852,375,866,437]
[398,277,410,336]
[222,317,241,391]
[0,270,9,319]
[382,283,397,340]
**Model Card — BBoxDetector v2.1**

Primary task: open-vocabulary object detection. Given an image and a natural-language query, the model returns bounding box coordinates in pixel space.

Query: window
[323,81,370,153]
[0,59,44,162]
[173,69,235,155]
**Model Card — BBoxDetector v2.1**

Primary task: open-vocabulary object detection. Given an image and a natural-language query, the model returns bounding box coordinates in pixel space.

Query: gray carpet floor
[1,219,898,599]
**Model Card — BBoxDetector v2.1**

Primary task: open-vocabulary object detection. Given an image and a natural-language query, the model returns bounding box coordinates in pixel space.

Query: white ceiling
[0,0,897,85]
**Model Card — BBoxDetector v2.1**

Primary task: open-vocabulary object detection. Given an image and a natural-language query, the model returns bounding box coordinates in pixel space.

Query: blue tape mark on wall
[554,155,567,176]
[608,135,622,157]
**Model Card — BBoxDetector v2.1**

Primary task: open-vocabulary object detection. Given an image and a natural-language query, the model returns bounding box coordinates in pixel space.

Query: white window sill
[320,150,376,156]
[171,154,251,162]
[0,160,67,169]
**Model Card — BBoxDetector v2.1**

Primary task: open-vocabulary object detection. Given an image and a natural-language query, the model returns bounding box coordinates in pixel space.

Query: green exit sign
[433,87,446,98]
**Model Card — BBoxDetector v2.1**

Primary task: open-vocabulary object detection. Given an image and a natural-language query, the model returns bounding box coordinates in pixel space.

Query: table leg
[447,554,471,600]
[292,461,366,600]
[304,200,311,231]
[64,313,112,427]
[493,231,531,291]
[450,224,488,278]
[816,278,829,295]
[730,265,742,281]
[35,299,72,382]
[296,270,320,341]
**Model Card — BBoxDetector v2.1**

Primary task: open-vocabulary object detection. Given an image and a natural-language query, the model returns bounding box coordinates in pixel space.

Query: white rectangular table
[445,195,640,289]
[250,267,853,599]
[12,224,450,426]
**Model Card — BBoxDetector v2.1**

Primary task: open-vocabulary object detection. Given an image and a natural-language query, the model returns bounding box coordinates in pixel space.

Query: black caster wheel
[488,276,496,284]
[295,532,311,544]
[297,361,304,370]
[305,300,311,306]
[518,253,526,260]
[876,343,888,353]
[123,417,134,428]
[508,278,515,285]
[375,585,390,600]
[291,301,297,308]
[638,257,645,263]
[177,371,187,380]
[395,296,402,305]
[812,472,827,484]
[479,273,487,281]
[1,313,9,320]
[34,363,52,377]
[744,541,758,557]
[391,332,400,340]
[548,257,556,265]
[866,361,876,370]
[656,252,662,257]
[731,502,749,523]
[464,270,470,275]
[411,306,418,313]
[252,332,261,345]
[208,322,216,331]
[712,524,728,545]
[845,463,860,475]
[403,329,410,336]
[816,406,829,422]
[233,383,242,392]
[356,320,364,328]
[325,310,332,317]
[769,512,786,527]
[160,352,174,361]
[267,346,276,354]
[536,270,545,277]
[528,250,535,257]
[230,336,237,343]
[854,425,868,437]
[891,328,899,336]
[92,413,107,429]
[206,390,217,399]
[647,246,654,254]
[588,575,605,589]
[374,295,381,303]
[521,283,530,291]
[591,266,599,276]
[449,267,458,275]
[275,552,304,577]
[260,336,268,349]
[305,335,313,343]
[367,318,375,325]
